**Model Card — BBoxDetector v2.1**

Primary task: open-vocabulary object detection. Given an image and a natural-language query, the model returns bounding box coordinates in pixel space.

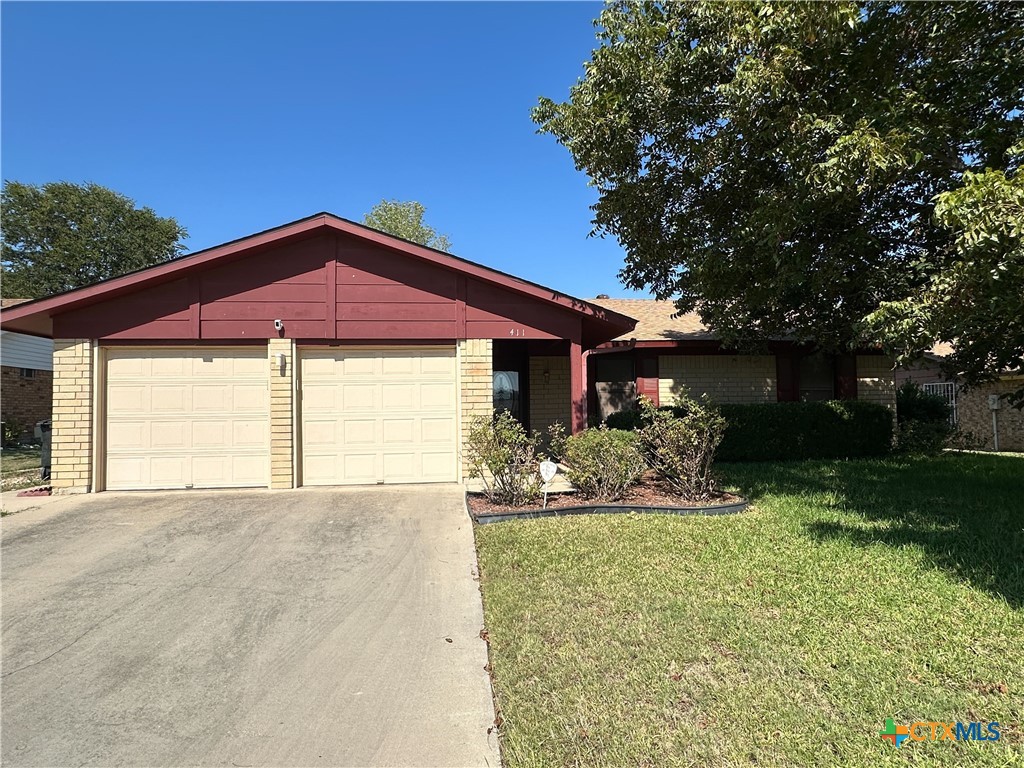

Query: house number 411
[508,328,525,337]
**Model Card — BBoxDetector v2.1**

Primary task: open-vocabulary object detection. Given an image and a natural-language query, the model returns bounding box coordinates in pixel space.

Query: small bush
[637,394,725,502]
[714,400,893,461]
[2,419,24,446]
[465,411,542,506]
[551,426,645,501]
[604,409,645,431]
[895,381,953,455]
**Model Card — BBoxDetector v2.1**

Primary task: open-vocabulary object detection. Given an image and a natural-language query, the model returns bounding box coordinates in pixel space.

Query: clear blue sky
[1,1,649,299]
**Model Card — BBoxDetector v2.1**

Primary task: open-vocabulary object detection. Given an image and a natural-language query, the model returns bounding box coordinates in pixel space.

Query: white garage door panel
[105,348,269,490]
[300,347,458,486]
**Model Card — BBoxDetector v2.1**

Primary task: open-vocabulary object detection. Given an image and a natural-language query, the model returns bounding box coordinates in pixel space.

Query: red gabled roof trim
[0,212,636,338]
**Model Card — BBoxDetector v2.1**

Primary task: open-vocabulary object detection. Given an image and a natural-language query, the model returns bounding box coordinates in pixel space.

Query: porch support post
[570,339,586,433]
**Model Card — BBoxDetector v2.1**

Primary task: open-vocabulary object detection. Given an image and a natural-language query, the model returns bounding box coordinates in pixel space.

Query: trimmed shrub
[604,409,646,431]
[715,400,893,461]
[605,399,893,461]
[465,411,542,506]
[895,381,953,455]
[637,395,725,501]
[553,426,645,501]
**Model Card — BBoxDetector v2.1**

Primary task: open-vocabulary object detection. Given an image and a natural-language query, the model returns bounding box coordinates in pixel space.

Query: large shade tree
[534,1,1023,395]
[1,181,187,299]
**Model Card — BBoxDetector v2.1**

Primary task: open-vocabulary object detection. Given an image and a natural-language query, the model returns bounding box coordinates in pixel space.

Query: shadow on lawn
[726,453,1024,608]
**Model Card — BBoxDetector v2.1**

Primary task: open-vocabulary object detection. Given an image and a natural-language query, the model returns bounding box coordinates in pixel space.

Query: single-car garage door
[105,348,269,490]
[300,347,458,485]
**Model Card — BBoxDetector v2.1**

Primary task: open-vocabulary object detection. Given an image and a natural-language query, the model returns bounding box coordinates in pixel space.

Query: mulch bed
[467,473,743,517]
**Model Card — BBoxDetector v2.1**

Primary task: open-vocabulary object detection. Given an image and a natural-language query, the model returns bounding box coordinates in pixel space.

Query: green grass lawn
[475,453,1024,767]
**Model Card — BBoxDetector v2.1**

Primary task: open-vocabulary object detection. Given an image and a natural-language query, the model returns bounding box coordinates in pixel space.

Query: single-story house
[896,345,1023,452]
[0,214,635,492]
[585,298,896,422]
[0,213,897,493]
[1,298,54,438]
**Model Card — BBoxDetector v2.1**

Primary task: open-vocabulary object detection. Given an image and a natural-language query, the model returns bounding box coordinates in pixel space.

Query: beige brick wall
[529,355,570,437]
[268,339,294,489]
[956,379,1024,452]
[51,339,93,493]
[856,355,897,411]
[659,355,776,406]
[459,339,493,479]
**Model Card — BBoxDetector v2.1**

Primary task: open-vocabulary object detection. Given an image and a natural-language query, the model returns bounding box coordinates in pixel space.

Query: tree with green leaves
[869,156,1023,401]
[534,1,1023,394]
[1,181,187,299]
[363,199,452,252]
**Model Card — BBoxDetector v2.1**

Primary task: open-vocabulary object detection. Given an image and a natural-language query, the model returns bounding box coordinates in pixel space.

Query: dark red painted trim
[776,354,799,402]
[596,339,887,357]
[570,340,585,433]
[188,275,201,338]
[99,338,268,347]
[293,339,459,346]
[325,242,337,335]
[456,276,467,338]
[636,353,660,407]
[835,354,858,400]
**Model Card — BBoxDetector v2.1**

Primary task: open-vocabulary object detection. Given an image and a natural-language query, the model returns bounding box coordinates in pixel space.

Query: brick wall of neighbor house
[0,366,53,433]
[856,355,897,411]
[459,339,493,478]
[529,355,570,437]
[51,339,93,493]
[268,338,294,489]
[956,379,1024,452]
[658,355,776,406]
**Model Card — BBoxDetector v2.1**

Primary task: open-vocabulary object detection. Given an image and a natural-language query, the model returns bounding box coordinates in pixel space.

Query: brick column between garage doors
[269,338,295,489]
[51,339,93,493]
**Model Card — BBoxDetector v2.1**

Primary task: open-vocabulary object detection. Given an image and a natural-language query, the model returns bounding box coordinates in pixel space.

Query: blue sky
[1,1,649,299]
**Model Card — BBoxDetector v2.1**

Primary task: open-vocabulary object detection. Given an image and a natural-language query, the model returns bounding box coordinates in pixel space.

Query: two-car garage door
[103,346,459,490]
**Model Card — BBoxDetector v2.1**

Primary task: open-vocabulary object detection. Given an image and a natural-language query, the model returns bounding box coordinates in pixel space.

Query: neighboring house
[1,298,54,437]
[0,214,635,493]
[587,298,896,421]
[895,345,1024,452]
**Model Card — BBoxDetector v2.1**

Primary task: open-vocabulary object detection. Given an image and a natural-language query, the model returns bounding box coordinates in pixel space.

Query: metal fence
[922,382,957,426]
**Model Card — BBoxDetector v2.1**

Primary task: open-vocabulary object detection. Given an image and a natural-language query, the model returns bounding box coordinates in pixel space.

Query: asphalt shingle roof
[588,298,714,342]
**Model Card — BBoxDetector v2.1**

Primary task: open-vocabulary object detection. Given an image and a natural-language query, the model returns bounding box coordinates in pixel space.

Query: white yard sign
[539,460,558,509]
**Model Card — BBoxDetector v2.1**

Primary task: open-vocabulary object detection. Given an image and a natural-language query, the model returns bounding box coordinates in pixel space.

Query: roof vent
[596,293,610,299]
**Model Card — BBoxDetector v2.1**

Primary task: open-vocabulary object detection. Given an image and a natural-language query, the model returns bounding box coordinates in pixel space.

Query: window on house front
[20,368,35,379]
[798,353,834,401]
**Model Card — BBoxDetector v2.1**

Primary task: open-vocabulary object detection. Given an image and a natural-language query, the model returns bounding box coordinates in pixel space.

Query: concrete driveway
[1,486,499,767]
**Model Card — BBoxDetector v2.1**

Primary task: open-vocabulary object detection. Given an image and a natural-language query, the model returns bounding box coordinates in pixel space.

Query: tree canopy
[1,181,187,299]
[363,199,452,252]
[534,1,1023,390]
